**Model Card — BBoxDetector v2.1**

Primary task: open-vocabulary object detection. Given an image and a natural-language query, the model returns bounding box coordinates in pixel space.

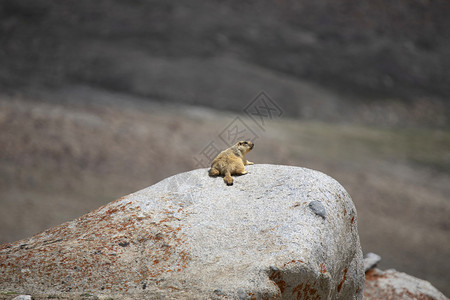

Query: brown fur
[209,141,254,185]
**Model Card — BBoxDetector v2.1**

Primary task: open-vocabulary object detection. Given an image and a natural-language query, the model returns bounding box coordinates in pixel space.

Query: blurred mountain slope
[1,0,449,116]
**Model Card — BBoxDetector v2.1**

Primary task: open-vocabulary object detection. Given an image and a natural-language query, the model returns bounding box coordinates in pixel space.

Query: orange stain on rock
[337,268,348,292]
[0,200,192,295]
[269,270,287,294]
[292,282,319,300]
[282,259,305,268]
[319,263,327,274]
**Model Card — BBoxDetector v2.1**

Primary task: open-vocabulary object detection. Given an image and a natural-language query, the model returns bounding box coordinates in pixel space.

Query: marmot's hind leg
[234,164,248,175]
[209,167,220,176]
[224,170,234,185]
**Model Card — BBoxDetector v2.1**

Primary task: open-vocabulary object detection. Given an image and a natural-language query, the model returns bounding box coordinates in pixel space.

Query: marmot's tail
[224,170,233,185]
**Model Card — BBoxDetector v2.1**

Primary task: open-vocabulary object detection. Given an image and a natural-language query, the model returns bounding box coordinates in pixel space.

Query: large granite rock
[364,268,448,300]
[0,164,364,299]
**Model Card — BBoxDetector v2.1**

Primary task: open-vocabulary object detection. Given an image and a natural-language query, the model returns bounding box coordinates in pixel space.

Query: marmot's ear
[238,141,243,146]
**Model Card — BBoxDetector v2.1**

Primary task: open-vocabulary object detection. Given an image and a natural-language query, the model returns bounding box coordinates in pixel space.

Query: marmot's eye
[244,141,248,144]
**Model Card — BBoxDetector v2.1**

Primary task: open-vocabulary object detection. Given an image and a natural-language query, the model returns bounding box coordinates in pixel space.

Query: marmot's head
[236,140,254,154]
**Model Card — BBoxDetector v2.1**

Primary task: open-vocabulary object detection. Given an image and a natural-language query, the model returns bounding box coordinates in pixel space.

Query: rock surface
[0,164,364,299]
[11,296,31,300]
[363,252,382,272]
[364,268,448,300]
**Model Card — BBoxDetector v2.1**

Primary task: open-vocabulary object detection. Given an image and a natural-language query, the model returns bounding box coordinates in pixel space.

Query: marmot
[209,141,254,185]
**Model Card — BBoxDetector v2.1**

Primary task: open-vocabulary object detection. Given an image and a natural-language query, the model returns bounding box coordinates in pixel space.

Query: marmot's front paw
[246,161,254,165]
[209,168,220,176]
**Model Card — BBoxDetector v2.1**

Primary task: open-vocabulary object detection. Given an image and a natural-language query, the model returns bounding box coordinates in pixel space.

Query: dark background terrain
[1,0,449,295]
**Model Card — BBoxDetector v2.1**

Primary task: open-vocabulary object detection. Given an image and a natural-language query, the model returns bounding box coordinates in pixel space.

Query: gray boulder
[0,164,364,299]
[364,268,448,300]
[363,252,381,272]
